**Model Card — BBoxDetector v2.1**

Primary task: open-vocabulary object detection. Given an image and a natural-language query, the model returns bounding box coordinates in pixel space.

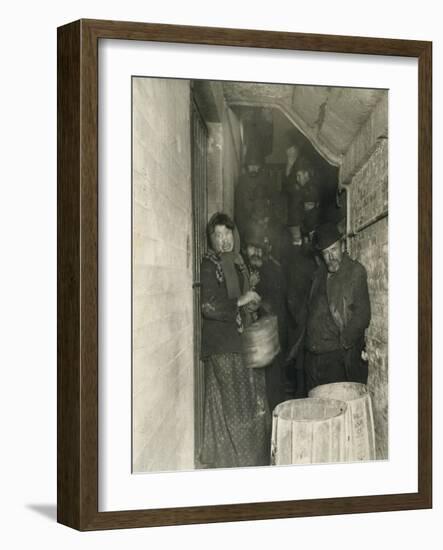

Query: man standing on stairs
[234,141,270,242]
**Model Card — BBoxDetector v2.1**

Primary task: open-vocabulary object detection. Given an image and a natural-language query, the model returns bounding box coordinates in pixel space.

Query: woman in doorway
[200,212,272,469]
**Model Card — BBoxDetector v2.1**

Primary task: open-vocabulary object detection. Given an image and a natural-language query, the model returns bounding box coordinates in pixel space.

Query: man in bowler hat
[304,222,371,392]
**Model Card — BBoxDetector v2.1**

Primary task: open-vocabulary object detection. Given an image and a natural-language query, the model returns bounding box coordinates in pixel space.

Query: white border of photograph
[98,39,418,512]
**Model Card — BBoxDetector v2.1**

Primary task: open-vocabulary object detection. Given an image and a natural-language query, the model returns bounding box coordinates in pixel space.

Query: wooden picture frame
[57,19,432,530]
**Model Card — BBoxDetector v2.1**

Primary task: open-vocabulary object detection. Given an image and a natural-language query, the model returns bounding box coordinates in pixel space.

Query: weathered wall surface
[347,137,389,460]
[206,105,241,220]
[198,78,242,220]
[207,123,223,217]
[222,107,242,218]
[132,78,195,472]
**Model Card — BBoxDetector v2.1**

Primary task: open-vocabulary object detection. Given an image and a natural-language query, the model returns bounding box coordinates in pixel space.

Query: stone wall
[132,77,195,472]
[348,138,389,459]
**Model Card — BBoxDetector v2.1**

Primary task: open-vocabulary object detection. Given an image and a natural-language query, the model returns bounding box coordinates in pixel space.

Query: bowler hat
[314,222,342,250]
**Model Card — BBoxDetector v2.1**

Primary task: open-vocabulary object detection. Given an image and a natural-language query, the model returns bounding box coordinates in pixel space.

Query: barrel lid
[273,398,347,422]
[309,382,369,401]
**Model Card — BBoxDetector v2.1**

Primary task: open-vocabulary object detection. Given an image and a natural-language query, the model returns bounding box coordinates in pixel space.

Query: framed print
[57,19,432,530]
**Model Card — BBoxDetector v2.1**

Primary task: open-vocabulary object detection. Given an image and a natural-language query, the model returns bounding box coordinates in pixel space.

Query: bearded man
[242,223,288,411]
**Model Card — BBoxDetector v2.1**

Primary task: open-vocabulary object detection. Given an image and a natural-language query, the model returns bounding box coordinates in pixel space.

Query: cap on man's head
[314,222,342,250]
[243,223,267,249]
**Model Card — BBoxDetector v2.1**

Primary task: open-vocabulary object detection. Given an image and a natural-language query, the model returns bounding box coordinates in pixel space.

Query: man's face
[321,239,343,273]
[245,244,264,268]
[247,164,260,176]
[210,225,234,254]
[296,169,311,187]
[304,201,317,211]
[252,216,269,229]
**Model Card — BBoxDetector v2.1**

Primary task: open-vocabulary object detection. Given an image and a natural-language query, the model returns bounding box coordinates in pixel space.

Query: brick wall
[348,138,389,459]
[132,77,195,472]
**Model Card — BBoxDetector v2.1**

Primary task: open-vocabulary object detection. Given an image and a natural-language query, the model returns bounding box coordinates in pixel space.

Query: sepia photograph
[132,76,388,473]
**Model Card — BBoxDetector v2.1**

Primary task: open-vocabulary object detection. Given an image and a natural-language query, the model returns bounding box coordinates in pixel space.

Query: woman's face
[210,224,234,254]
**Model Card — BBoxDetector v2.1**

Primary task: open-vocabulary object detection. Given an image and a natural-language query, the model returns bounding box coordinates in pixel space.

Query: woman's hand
[237,290,261,308]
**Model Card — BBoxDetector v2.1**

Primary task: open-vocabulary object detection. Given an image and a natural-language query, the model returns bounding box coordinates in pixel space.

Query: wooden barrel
[241,315,280,368]
[271,398,348,465]
[309,382,376,461]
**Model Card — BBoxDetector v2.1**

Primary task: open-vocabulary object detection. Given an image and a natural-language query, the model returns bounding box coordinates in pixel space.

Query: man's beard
[250,256,263,268]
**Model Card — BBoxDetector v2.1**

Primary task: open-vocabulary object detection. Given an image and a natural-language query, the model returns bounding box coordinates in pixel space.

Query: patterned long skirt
[200,353,272,469]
